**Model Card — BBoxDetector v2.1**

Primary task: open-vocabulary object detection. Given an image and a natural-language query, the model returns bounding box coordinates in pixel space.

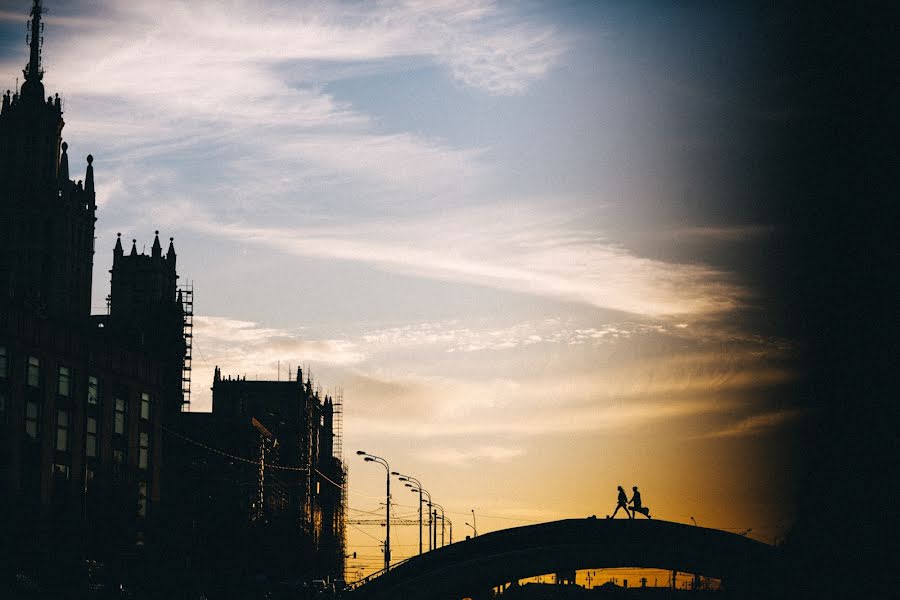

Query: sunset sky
[1,0,806,577]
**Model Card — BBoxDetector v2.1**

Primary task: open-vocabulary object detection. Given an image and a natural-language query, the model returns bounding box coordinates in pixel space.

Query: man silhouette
[609,485,633,519]
[629,486,651,518]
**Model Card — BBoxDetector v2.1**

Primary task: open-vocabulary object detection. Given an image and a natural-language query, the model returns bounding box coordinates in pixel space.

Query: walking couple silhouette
[609,485,651,519]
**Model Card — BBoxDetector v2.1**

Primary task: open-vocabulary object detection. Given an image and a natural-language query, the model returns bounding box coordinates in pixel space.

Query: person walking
[629,486,651,519]
[609,485,633,519]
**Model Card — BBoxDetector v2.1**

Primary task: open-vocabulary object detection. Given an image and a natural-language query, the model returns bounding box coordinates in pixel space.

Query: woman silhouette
[609,485,633,519]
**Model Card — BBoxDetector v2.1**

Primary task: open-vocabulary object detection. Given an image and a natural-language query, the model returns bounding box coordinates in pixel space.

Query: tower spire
[57,141,69,184]
[22,0,45,100]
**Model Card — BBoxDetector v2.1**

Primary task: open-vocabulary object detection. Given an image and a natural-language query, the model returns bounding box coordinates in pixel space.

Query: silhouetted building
[0,1,187,591]
[170,368,346,586]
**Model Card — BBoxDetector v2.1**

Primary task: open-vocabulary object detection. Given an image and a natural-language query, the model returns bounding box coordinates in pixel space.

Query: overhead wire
[160,425,309,472]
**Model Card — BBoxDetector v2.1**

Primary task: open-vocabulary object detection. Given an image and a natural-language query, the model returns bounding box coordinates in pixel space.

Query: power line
[348,523,384,545]
[161,425,276,468]
[346,519,420,526]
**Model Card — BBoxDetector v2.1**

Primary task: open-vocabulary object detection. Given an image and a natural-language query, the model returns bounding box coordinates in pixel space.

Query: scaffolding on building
[179,283,194,411]
[333,388,343,459]
[333,388,347,581]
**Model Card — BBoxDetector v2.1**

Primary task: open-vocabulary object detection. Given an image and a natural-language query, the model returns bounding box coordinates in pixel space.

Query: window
[140,392,151,421]
[114,397,126,435]
[56,409,69,452]
[53,463,71,480]
[57,366,71,397]
[138,432,149,470]
[25,400,39,439]
[26,356,40,388]
[113,449,125,465]
[0,346,7,378]
[87,376,99,405]
[137,482,148,517]
[85,416,98,458]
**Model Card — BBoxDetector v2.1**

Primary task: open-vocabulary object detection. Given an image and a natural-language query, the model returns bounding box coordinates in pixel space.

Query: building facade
[171,368,346,587]
[0,1,187,590]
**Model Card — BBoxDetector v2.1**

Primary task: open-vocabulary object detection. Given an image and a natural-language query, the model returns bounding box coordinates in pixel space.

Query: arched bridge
[351,518,779,599]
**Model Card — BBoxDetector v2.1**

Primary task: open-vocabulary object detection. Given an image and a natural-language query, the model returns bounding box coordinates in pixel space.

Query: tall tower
[109,231,186,416]
[0,0,96,319]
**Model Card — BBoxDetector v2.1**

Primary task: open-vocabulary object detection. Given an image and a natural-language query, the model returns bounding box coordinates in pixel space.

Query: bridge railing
[348,557,412,590]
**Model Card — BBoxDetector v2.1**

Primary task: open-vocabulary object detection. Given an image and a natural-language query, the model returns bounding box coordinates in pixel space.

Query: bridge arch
[351,518,779,599]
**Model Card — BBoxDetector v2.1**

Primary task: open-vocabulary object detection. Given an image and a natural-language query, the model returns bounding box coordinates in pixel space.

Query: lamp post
[405,484,432,551]
[465,522,476,538]
[393,472,424,555]
[432,502,446,548]
[471,508,477,536]
[357,450,391,572]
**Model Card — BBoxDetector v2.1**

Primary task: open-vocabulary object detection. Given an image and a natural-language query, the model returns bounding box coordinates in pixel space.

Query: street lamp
[432,502,446,548]
[357,450,391,572]
[445,517,453,545]
[471,509,478,536]
[465,522,476,538]
[393,472,425,556]
[405,484,433,551]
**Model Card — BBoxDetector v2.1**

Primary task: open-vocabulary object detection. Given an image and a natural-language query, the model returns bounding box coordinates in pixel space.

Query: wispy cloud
[343,353,791,438]
[346,379,746,437]
[668,225,775,242]
[187,311,794,438]
[421,445,525,466]
[0,0,569,234]
[9,0,752,323]
[358,319,661,353]
[190,315,365,407]
[186,204,747,317]
[697,408,804,439]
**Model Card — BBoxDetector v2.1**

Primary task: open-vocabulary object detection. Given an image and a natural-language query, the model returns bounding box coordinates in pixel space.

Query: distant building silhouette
[0,1,187,591]
[171,368,347,585]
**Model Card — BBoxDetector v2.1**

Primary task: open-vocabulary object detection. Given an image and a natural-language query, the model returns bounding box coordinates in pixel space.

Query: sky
[1,0,808,578]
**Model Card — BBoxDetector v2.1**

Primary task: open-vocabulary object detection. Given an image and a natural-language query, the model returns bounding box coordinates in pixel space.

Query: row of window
[20,394,152,434]
[0,348,151,421]
[4,348,151,518]
[0,349,152,420]
[23,404,152,468]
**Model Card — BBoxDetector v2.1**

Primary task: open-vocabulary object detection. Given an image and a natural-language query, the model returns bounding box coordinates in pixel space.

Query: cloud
[187,309,796,436]
[186,203,748,317]
[15,0,566,134]
[11,0,751,322]
[358,319,696,354]
[421,445,525,466]
[0,0,568,232]
[189,315,366,409]
[697,408,805,439]
[196,319,365,370]
[668,225,775,242]
[342,354,790,439]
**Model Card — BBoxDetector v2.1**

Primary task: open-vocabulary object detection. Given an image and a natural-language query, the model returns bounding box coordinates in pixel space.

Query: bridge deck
[352,518,779,599]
